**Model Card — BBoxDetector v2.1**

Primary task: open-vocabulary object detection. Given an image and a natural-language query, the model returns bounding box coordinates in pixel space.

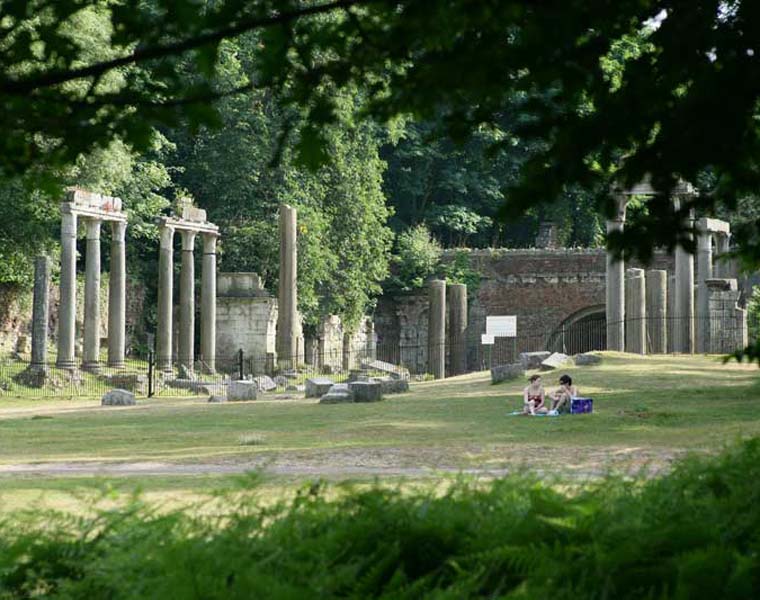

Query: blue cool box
[570,398,593,414]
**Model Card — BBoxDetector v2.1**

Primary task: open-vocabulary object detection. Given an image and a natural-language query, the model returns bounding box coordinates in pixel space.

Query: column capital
[85,218,102,239]
[181,229,197,250]
[111,219,127,241]
[202,232,218,254]
[159,224,175,249]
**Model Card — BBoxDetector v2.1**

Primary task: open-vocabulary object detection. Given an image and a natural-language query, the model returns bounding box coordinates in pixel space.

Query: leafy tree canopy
[4,1,759,267]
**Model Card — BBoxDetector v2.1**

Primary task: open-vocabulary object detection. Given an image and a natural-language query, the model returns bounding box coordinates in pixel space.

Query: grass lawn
[0,353,758,511]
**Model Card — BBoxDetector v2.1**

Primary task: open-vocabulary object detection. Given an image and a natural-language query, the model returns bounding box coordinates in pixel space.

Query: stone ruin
[156,198,219,374]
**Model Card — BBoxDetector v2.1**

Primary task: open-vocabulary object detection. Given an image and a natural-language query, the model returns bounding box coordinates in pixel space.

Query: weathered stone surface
[519,351,551,370]
[281,369,299,379]
[490,363,525,383]
[349,381,383,403]
[229,380,258,401]
[274,375,289,387]
[208,394,227,403]
[198,383,226,396]
[360,359,410,380]
[103,374,148,394]
[319,384,354,404]
[374,377,409,394]
[101,389,136,406]
[252,376,277,392]
[574,353,602,366]
[177,364,196,380]
[181,205,207,222]
[540,352,572,371]
[305,377,335,398]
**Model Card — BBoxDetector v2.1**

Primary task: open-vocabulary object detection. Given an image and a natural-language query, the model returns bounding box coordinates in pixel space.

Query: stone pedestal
[57,210,78,368]
[277,204,298,366]
[428,279,446,379]
[178,230,196,371]
[82,219,102,372]
[706,279,748,353]
[646,269,667,354]
[108,221,126,368]
[625,269,646,354]
[447,283,467,375]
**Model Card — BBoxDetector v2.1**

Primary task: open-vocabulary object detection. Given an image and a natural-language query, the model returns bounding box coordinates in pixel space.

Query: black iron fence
[0,313,751,399]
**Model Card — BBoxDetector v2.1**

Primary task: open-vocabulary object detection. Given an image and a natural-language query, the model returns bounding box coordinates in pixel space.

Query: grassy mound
[1,440,759,598]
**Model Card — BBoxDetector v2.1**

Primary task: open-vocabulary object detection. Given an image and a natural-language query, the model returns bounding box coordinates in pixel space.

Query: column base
[56,359,77,369]
[81,362,101,374]
[107,361,126,369]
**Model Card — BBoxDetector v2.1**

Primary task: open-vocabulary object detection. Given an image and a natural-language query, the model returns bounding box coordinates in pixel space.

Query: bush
[1,441,760,598]
[388,224,442,291]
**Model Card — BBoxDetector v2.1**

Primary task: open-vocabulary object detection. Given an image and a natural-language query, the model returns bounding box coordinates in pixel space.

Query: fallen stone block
[305,377,335,398]
[574,352,602,366]
[319,383,354,404]
[101,389,136,406]
[490,363,525,384]
[374,377,410,394]
[208,394,227,403]
[228,380,258,401]
[360,359,410,380]
[103,373,148,394]
[349,381,383,403]
[274,375,289,387]
[540,352,572,371]
[252,376,277,392]
[519,351,551,370]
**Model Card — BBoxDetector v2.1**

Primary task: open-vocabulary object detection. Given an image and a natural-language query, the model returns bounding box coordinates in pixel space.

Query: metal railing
[0,313,751,398]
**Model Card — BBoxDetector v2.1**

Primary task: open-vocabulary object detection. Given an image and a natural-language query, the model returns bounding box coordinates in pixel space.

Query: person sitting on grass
[550,374,577,413]
[523,374,547,415]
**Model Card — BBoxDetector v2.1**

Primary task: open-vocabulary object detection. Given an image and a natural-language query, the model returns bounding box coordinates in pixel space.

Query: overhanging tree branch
[0,0,381,95]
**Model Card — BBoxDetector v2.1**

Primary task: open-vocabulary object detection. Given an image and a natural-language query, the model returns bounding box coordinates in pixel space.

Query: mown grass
[0,353,758,512]
[0,354,758,465]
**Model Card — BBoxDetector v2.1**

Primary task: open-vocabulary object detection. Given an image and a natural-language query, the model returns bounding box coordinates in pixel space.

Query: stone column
[200,233,217,373]
[30,256,51,368]
[646,269,667,354]
[178,230,197,372]
[696,222,713,353]
[107,220,127,368]
[667,274,676,353]
[276,204,298,365]
[428,279,446,379]
[673,199,695,353]
[605,194,627,352]
[57,209,78,368]
[82,218,102,372]
[156,225,175,371]
[447,283,467,375]
[625,268,646,354]
[714,233,731,278]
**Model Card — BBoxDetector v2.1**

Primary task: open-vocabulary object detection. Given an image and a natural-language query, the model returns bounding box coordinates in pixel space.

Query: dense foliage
[1,440,759,598]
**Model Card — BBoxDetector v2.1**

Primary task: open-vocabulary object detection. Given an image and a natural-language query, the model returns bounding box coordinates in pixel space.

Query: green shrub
[1,440,760,598]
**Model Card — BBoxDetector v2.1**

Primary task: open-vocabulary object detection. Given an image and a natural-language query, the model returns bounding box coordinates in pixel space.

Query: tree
[7,1,756,265]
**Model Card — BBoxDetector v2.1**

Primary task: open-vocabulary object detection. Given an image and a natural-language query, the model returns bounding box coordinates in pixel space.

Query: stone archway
[548,304,607,354]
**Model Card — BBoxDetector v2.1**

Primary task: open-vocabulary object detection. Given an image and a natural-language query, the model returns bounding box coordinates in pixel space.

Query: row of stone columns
[156,220,218,373]
[57,194,127,371]
[606,182,739,355]
[426,279,469,379]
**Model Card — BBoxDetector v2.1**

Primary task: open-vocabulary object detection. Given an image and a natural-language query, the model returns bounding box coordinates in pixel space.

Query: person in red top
[523,374,547,415]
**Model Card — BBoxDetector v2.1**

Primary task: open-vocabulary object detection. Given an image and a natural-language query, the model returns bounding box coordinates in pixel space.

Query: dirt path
[0,444,689,480]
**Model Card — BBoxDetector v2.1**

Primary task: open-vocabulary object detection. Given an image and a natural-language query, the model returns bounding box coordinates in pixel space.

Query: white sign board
[486,316,517,337]
[481,334,495,345]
